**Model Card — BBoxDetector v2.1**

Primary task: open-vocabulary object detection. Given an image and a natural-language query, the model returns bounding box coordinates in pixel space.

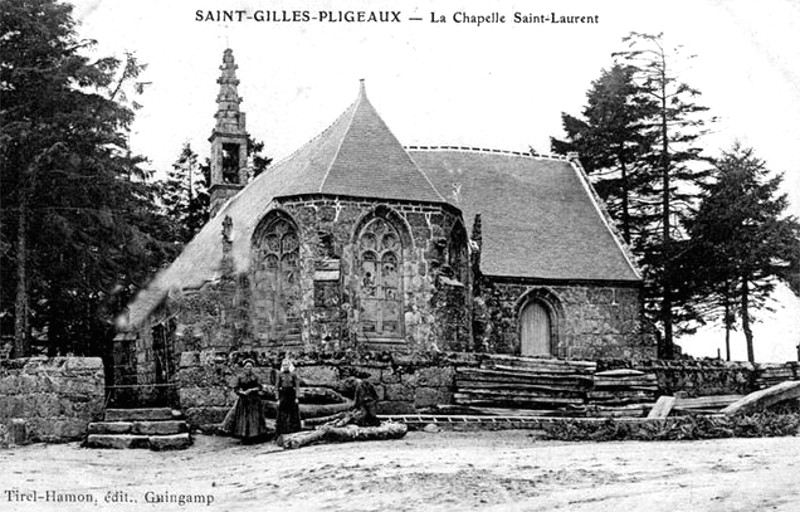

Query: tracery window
[357,217,404,338]
[252,214,301,343]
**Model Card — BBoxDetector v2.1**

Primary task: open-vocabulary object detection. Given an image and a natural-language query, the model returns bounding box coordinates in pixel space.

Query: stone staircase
[85,408,192,450]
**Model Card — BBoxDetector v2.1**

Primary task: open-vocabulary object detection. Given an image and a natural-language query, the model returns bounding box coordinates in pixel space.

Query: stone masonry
[0,357,104,444]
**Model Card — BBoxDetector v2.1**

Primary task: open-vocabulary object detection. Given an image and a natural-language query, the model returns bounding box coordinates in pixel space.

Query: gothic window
[252,214,301,343]
[357,217,403,338]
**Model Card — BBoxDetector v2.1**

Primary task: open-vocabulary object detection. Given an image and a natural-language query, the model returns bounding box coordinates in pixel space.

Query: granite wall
[157,197,471,362]
[0,357,104,444]
[175,350,476,429]
[476,280,655,359]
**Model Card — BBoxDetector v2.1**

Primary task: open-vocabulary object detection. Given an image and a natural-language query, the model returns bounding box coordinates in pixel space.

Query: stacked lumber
[454,355,595,411]
[588,369,658,406]
[755,364,799,390]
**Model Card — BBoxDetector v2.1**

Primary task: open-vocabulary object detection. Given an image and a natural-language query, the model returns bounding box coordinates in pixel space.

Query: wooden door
[520,302,551,356]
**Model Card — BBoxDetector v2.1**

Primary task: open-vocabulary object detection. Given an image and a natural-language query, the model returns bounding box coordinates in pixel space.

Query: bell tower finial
[209,48,249,217]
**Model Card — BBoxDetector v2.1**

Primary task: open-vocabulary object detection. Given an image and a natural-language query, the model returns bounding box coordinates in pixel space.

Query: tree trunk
[619,146,631,244]
[14,194,30,358]
[277,422,408,450]
[724,296,731,362]
[741,275,754,363]
[659,55,674,360]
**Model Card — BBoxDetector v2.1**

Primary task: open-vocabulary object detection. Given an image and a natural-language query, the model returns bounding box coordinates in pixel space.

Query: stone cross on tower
[209,48,249,217]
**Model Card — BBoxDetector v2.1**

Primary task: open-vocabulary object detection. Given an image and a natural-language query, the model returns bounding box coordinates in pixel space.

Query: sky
[69,0,799,361]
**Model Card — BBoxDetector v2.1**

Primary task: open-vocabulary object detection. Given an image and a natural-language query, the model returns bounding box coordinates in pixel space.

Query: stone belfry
[209,48,249,217]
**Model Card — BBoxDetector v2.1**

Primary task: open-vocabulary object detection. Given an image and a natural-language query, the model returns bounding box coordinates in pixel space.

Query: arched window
[357,217,403,338]
[252,213,301,343]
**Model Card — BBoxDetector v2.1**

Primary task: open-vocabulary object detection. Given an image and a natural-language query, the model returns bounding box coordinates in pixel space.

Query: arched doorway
[519,301,552,356]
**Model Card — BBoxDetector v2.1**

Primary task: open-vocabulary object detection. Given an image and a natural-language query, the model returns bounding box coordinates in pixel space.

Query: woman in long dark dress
[274,358,302,436]
[222,359,268,443]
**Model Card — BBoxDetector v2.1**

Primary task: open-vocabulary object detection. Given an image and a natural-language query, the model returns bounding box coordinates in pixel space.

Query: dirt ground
[1,430,799,512]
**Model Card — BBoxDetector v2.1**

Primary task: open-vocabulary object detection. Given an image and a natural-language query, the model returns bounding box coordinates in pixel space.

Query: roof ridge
[406,145,573,162]
[318,89,362,193]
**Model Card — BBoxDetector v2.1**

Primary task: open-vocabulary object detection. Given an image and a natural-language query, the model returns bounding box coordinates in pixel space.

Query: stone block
[132,420,187,436]
[0,423,7,449]
[296,365,339,387]
[64,357,103,372]
[50,418,88,441]
[376,401,416,415]
[179,387,230,407]
[184,407,230,427]
[179,351,199,368]
[149,433,192,451]
[380,368,402,384]
[384,383,414,401]
[407,367,455,388]
[105,408,173,422]
[88,422,133,435]
[85,434,150,449]
[414,387,450,408]
[8,418,28,445]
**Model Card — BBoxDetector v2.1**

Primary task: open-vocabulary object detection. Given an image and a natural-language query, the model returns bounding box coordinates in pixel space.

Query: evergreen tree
[613,32,716,358]
[0,0,175,356]
[162,143,208,244]
[551,64,658,245]
[685,144,800,362]
[248,135,273,179]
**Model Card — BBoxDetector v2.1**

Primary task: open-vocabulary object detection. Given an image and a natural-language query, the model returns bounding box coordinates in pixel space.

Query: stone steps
[85,433,191,450]
[88,420,187,436]
[105,407,177,421]
[85,408,192,450]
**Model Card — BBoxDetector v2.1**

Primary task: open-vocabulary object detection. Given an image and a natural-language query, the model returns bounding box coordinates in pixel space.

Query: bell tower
[209,48,248,217]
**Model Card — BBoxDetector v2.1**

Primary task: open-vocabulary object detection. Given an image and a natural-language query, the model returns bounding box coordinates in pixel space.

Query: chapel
[114,49,654,389]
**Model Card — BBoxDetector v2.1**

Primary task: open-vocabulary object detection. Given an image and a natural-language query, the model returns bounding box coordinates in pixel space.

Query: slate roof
[409,148,641,282]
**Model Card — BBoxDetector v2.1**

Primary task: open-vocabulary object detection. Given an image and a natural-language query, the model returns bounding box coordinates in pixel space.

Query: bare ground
[1,431,799,512]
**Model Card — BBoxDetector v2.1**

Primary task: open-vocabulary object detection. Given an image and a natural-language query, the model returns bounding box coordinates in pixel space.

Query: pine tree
[162,143,208,244]
[551,64,658,245]
[0,0,175,356]
[685,144,800,362]
[613,32,716,358]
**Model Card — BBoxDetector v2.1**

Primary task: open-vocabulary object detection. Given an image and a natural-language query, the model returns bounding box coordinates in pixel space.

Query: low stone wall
[597,359,800,397]
[176,350,477,429]
[0,357,105,444]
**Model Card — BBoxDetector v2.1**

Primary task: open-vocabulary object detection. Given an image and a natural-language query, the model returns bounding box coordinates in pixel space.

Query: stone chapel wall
[474,280,656,359]
[165,197,472,356]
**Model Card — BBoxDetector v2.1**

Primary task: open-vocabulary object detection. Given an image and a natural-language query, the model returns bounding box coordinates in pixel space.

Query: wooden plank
[455,382,585,393]
[466,406,562,417]
[455,377,590,389]
[456,387,584,399]
[486,363,595,375]
[457,368,594,382]
[595,369,646,377]
[453,393,584,407]
[483,354,597,367]
[721,381,800,416]
[646,396,676,419]
[673,395,743,409]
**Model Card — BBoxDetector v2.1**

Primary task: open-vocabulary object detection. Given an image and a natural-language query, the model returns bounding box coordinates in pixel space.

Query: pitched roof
[117,83,445,331]
[408,148,641,282]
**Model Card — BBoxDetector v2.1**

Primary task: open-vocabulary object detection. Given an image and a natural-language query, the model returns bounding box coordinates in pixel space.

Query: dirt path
[2,431,799,511]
